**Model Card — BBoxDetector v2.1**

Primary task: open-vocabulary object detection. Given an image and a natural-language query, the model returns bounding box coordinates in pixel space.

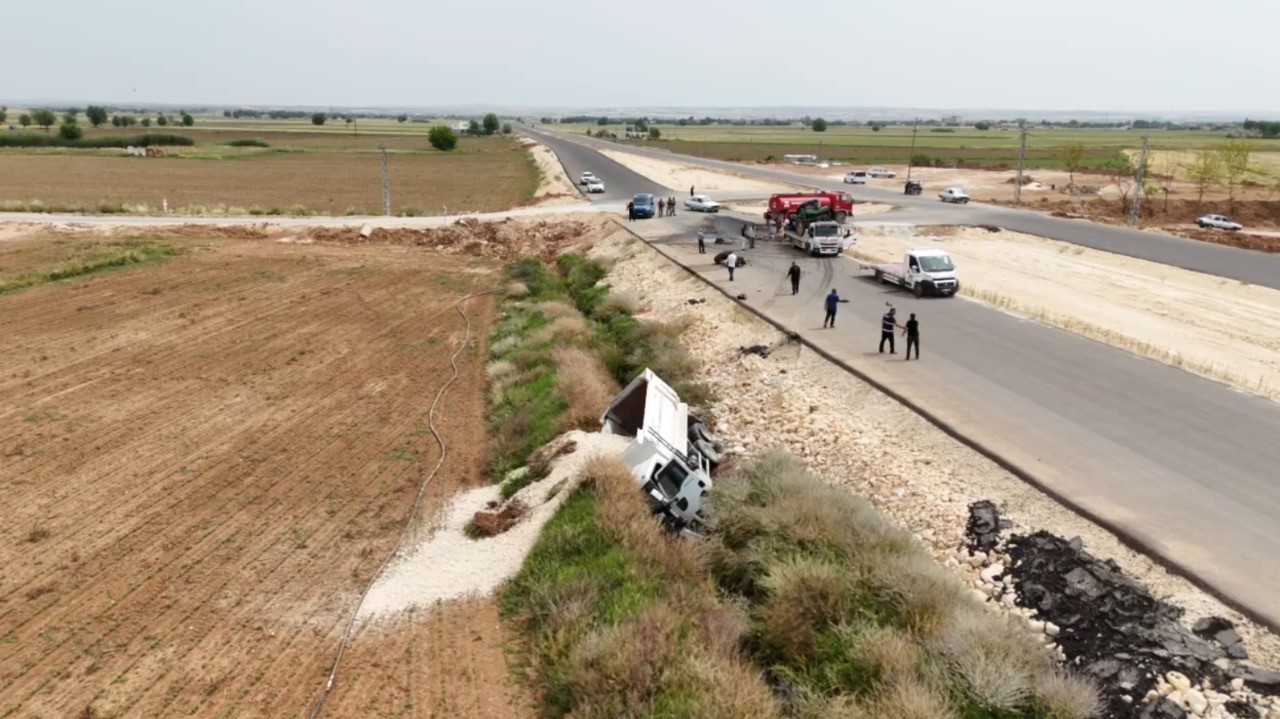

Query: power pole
[1128,135,1149,228]
[380,146,391,217]
[1013,125,1028,206]
[906,117,920,180]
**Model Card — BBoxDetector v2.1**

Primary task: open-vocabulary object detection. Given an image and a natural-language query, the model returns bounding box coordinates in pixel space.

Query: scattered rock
[1140,697,1188,719]
[1228,664,1280,692]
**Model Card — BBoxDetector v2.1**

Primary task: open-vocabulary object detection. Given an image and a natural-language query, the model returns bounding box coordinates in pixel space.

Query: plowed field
[0,231,527,718]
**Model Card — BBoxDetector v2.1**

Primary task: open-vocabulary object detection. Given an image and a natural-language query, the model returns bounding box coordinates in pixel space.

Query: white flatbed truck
[858,248,959,297]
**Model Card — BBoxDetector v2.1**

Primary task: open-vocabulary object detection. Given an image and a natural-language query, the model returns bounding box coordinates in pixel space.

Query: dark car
[632,193,656,218]
[904,179,923,195]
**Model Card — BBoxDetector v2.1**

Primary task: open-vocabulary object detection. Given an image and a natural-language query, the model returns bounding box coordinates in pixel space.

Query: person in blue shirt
[824,289,840,328]
[880,307,899,354]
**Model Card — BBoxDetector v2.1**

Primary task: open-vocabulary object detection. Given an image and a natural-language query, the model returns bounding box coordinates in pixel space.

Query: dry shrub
[537,299,580,319]
[552,347,618,431]
[597,291,638,317]
[874,554,973,638]
[696,601,752,660]
[488,334,521,358]
[846,625,923,686]
[670,652,779,719]
[1034,670,1102,719]
[758,557,858,661]
[928,607,1051,711]
[486,359,516,382]
[590,455,703,584]
[565,603,683,716]
[505,280,529,297]
[865,680,958,719]
[529,314,591,346]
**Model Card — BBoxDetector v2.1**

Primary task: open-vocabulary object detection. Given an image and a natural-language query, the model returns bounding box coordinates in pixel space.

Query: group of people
[821,293,919,360]
[655,197,677,217]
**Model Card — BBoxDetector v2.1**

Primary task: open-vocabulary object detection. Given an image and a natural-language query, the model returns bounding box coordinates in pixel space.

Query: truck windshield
[654,461,689,500]
[918,255,955,272]
[812,225,840,238]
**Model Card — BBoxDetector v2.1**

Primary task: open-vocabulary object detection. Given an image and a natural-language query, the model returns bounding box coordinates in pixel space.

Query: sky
[3,0,1279,114]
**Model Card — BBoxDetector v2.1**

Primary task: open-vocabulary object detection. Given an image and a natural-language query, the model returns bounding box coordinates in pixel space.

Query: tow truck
[858,248,959,297]
[784,201,854,256]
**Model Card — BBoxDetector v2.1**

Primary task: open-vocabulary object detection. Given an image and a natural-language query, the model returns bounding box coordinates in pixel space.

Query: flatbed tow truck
[857,248,959,297]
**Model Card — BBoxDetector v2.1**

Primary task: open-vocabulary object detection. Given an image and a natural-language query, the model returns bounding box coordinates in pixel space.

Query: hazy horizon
[4,0,1279,115]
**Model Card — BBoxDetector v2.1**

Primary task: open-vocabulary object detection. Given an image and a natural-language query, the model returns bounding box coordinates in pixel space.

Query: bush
[812,118,828,132]
[0,133,194,149]
[311,112,326,126]
[427,124,458,151]
[909,153,933,168]
[58,123,83,141]
[224,138,270,148]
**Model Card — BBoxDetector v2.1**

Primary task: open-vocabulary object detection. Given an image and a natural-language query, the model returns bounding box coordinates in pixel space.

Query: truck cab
[788,220,850,257]
[903,249,959,296]
[631,193,656,218]
[602,369,716,534]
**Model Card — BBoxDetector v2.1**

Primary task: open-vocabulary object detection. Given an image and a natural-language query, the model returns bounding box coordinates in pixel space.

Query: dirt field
[0,135,538,216]
[0,227,534,718]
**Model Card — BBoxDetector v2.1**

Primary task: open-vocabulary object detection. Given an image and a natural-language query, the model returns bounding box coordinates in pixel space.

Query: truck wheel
[835,212,848,223]
[914,283,925,298]
[875,270,885,284]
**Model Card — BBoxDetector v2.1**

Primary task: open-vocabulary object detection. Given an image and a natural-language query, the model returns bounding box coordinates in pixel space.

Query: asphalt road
[538,132,673,203]
[524,126,1280,290]
[617,212,1280,629]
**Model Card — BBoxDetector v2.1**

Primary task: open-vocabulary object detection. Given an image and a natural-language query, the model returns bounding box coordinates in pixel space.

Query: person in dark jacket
[879,307,899,354]
[786,262,801,295]
[697,230,706,254]
[823,289,840,328]
[902,313,920,359]
[627,201,635,221]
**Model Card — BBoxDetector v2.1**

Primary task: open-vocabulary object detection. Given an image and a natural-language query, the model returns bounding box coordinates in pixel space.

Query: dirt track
[0,232,530,717]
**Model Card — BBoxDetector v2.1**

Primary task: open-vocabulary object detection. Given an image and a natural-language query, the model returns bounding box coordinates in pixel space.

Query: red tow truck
[764,191,855,224]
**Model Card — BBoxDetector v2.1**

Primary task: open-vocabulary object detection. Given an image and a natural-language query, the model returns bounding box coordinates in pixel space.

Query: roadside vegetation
[0,242,183,295]
[484,252,713,498]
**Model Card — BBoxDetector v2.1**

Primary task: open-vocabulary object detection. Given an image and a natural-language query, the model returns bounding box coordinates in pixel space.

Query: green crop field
[556,122,1280,170]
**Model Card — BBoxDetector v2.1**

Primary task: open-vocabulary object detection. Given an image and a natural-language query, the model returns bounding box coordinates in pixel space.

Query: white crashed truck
[601,369,720,535]
[858,248,959,297]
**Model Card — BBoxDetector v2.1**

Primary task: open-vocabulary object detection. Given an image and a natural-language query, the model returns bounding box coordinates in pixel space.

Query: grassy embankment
[506,450,1101,718]
[561,122,1279,171]
[0,239,184,295]
[483,252,712,499]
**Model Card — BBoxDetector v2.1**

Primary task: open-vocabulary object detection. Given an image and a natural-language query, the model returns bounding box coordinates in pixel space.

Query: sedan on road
[586,178,606,193]
[939,187,971,204]
[579,172,597,186]
[868,166,897,178]
[685,194,721,212]
[1197,214,1243,231]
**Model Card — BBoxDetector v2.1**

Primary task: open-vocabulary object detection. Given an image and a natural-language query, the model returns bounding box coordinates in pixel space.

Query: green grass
[563,123,1280,170]
[0,244,183,295]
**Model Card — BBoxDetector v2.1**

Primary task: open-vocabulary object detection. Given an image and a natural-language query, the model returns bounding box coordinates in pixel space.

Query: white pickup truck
[601,369,718,535]
[858,248,959,297]
[786,220,853,257]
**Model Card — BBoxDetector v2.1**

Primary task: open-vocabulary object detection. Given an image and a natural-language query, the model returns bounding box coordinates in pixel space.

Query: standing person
[669,197,676,216]
[627,200,635,222]
[726,252,737,281]
[786,262,801,295]
[879,307,898,354]
[697,230,706,254]
[823,289,839,328]
[690,185,695,197]
[902,313,920,360]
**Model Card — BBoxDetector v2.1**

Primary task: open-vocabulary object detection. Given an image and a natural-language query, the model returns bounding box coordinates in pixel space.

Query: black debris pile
[1002,530,1280,718]
[686,298,706,305]
[738,333,801,359]
[965,500,1009,552]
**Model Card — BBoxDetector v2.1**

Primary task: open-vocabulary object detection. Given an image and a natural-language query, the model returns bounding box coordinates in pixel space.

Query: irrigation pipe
[306,289,496,719]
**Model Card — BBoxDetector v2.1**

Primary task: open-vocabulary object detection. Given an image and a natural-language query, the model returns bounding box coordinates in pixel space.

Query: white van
[843,171,868,185]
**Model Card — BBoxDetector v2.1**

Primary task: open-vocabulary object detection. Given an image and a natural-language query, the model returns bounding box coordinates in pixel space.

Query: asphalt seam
[619,221,1280,636]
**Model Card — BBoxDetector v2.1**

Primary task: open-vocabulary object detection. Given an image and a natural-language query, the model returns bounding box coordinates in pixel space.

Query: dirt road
[0,230,530,717]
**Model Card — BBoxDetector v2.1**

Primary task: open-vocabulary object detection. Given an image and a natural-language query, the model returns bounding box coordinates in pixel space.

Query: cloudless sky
[3,0,1278,113]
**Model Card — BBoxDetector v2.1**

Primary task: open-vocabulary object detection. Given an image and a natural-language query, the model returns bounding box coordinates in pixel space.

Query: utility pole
[380,146,391,217]
[906,117,920,180]
[1013,124,1028,206]
[1128,134,1149,227]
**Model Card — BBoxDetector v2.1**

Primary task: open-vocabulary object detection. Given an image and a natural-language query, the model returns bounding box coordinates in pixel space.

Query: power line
[1014,125,1028,206]
[380,146,391,217]
[906,118,920,181]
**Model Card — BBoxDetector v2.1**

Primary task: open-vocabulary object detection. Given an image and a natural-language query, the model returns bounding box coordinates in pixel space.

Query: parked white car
[1196,214,1243,231]
[684,194,721,212]
[586,178,606,193]
[868,166,897,178]
[579,171,597,186]
[843,171,868,184]
[939,187,971,204]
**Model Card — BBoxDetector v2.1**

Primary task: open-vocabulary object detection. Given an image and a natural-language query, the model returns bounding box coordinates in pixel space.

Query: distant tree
[1101,152,1148,212]
[181,113,194,127]
[1217,139,1253,211]
[596,116,608,126]
[1155,152,1179,213]
[222,110,232,118]
[501,123,512,134]
[811,118,828,132]
[427,124,458,151]
[1184,150,1223,209]
[311,112,326,126]
[0,108,6,125]
[31,108,57,133]
[158,115,170,126]
[1059,142,1088,188]
[62,109,78,124]
[467,119,481,136]
[974,121,991,131]
[869,122,884,132]
[19,113,32,128]
[397,113,408,123]
[141,117,152,127]
[648,127,661,140]
[633,118,648,132]
[85,105,109,127]
[111,115,122,128]
[59,121,83,141]
[482,113,500,135]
